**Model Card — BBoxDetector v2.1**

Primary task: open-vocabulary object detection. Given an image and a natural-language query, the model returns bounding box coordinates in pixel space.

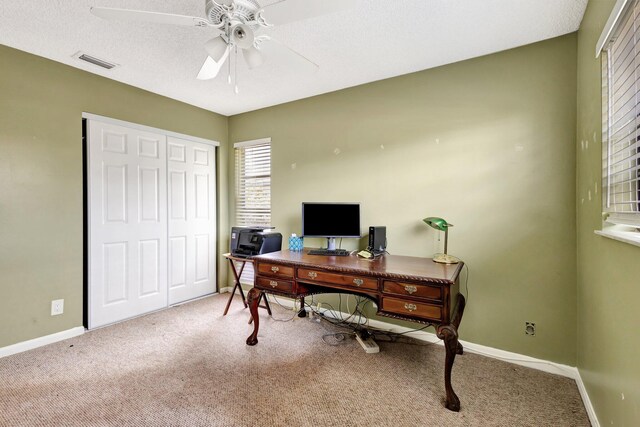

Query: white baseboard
[575,370,600,427]
[266,295,599,425]
[220,283,254,294]
[0,327,85,359]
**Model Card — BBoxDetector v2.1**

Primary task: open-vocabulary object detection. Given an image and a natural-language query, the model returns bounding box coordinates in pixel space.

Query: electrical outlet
[525,321,536,336]
[51,299,64,316]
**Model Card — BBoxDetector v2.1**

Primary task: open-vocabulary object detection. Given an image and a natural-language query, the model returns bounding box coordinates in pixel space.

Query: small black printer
[230,226,282,258]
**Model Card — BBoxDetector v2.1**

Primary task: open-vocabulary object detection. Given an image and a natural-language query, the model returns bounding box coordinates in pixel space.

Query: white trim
[82,112,220,147]
[219,286,234,293]
[233,137,271,148]
[0,327,85,359]
[575,370,601,427]
[596,0,633,58]
[595,229,640,247]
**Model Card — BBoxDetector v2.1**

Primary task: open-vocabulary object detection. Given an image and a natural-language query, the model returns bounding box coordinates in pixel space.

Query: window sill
[595,229,640,248]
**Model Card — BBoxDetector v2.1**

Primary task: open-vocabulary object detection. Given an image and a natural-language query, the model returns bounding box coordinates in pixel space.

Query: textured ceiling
[0,0,587,116]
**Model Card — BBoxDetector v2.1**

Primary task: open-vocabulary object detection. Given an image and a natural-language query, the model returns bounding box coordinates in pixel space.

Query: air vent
[72,52,119,70]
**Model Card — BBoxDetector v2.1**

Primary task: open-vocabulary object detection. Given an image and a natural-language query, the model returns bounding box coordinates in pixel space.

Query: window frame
[597,0,640,245]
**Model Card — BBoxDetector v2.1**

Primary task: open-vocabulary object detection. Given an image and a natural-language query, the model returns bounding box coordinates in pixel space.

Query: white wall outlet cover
[51,299,64,316]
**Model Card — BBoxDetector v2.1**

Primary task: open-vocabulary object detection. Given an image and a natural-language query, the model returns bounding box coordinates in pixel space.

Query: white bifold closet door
[167,136,216,305]
[88,119,216,329]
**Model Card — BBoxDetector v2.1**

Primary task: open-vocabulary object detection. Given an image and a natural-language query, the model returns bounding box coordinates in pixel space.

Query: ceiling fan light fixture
[243,45,264,69]
[204,36,230,62]
[231,24,254,49]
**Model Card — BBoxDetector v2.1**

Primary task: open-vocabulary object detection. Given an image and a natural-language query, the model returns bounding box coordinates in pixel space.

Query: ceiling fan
[90,0,356,91]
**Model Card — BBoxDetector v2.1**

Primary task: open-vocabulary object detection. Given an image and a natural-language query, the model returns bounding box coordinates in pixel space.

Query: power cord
[463,263,470,306]
[305,295,440,347]
[264,294,298,322]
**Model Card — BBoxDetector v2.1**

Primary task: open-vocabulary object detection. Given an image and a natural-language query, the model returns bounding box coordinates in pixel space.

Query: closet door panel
[88,120,168,329]
[168,137,216,304]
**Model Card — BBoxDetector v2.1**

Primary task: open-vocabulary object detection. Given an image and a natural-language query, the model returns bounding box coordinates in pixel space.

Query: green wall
[576,1,640,425]
[229,34,579,364]
[0,45,229,348]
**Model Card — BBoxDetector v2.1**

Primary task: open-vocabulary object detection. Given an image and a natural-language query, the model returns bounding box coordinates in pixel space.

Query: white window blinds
[234,138,271,284]
[602,0,640,224]
[235,139,272,226]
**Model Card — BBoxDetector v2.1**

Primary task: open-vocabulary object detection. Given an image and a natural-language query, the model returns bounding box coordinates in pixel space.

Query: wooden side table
[223,253,272,323]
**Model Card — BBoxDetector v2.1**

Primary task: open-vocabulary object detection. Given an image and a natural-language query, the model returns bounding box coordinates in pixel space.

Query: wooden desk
[246,249,466,412]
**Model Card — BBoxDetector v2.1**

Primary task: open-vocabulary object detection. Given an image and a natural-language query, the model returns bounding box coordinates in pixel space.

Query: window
[601,0,640,229]
[234,138,271,283]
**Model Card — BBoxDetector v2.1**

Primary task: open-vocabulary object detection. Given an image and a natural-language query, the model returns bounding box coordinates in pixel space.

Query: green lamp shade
[422,217,452,231]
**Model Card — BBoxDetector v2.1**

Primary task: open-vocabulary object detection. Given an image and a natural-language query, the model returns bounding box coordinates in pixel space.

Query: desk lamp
[423,217,460,264]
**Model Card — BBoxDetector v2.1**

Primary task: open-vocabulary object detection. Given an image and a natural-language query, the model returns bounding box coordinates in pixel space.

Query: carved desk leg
[436,294,467,412]
[246,288,262,346]
[437,324,460,412]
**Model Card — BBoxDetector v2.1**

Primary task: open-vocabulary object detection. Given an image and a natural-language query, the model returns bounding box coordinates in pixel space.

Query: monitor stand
[326,237,337,251]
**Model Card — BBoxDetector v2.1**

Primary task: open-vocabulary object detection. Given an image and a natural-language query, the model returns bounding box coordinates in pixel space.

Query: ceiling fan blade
[90,7,211,28]
[242,46,264,69]
[197,48,230,80]
[258,37,319,73]
[258,0,357,26]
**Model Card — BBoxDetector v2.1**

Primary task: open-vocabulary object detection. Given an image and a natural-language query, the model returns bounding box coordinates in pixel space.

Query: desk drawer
[297,268,378,291]
[382,297,443,321]
[382,280,442,302]
[257,263,294,279]
[255,277,294,293]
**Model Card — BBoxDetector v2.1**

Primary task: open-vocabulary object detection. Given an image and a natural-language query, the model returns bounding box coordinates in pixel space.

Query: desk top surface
[253,249,463,285]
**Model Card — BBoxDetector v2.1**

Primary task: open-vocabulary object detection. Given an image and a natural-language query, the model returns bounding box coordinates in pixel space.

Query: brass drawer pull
[404,285,417,295]
[271,266,279,273]
[308,271,318,279]
[269,280,278,288]
[353,278,364,286]
[404,303,417,312]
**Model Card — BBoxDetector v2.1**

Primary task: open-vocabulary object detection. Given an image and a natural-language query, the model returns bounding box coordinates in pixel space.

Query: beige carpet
[0,294,589,426]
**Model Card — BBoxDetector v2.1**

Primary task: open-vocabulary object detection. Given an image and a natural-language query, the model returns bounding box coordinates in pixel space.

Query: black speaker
[368,226,386,254]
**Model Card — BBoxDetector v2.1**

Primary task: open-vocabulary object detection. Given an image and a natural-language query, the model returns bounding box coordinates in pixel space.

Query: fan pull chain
[227,51,232,85]
[225,17,232,85]
[234,46,239,94]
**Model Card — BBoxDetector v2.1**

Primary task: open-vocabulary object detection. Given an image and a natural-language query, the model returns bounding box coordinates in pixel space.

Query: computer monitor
[302,202,361,250]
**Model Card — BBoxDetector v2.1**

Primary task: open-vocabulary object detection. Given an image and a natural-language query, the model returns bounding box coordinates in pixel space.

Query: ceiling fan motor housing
[206,0,261,27]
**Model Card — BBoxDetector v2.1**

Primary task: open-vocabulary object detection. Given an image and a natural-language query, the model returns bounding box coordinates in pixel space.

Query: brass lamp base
[433,253,460,264]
